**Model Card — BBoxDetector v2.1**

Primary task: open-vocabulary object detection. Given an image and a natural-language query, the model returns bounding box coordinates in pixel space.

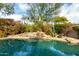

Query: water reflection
[13,51,29,56]
[49,47,65,56]
[13,39,66,56]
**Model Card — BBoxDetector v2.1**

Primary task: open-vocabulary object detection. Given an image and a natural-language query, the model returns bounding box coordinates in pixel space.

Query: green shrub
[24,21,53,36]
[32,21,43,32]
[54,23,73,36]
[54,24,64,34]
[24,24,33,32]
[42,22,53,36]
[32,21,53,36]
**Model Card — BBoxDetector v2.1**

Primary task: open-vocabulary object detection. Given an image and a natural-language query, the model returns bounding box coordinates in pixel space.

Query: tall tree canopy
[52,16,68,24]
[0,3,14,15]
[26,3,64,22]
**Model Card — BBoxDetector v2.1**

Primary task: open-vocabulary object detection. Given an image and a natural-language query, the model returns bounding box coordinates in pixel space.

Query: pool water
[0,39,79,56]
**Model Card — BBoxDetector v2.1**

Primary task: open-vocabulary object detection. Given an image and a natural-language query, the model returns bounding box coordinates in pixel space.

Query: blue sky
[0,3,29,21]
[0,3,79,24]
[14,4,27,16]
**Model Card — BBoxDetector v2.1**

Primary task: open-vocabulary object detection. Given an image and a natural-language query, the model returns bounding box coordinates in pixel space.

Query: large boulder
[67,30,78,38]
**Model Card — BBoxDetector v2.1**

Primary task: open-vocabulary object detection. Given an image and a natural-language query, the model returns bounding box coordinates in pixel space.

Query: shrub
[53,23,73,36]
[54,24,64,34]
[32,21,43,32]
[32,24,40,32]
[24,24,33,32]
[0,18,26,37]
[32,21,53,36]
[24,21,53,36]
[61,23,73,36]
[0,30,7,37]
[42,22,53,36]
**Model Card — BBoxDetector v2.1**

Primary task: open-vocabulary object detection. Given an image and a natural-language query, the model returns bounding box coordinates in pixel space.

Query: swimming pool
[0,39,79,56]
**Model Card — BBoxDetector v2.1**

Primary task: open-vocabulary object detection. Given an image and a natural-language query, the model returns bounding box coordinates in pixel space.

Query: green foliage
[27,3,64,22]
[32,21,43,32]
[23,24,33,32]
[23,21,42,32]
[54,24,64,34]
[50,16,69,36]
[52,16,68,23]
[53,23,73,36]
[33,21,53,35]
[32,24,41,32]
[24,21,53,36]
[41,22,53,35]
[0,3,14,15]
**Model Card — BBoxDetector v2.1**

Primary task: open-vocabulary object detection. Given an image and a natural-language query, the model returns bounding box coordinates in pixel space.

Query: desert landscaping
[0,31,79,44]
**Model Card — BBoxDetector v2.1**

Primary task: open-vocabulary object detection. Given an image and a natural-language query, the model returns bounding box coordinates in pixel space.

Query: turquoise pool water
[0,39,79,56]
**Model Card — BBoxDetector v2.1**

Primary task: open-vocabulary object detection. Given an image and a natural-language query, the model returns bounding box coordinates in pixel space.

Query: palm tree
[0,3,14,16]
[27,3,64,22]
[23,3,64,36]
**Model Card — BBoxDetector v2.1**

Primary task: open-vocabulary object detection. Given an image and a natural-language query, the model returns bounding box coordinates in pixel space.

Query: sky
[0,3,79,24]
[0,3,28,21]
[59,3,79,24]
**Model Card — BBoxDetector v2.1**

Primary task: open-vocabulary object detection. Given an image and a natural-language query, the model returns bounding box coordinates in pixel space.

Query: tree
[52,16,68,24]
[21,16,30,24]
[50,16,68,36]
[22,3,64,36]
[26,3,64,22]
[0,3,14,15]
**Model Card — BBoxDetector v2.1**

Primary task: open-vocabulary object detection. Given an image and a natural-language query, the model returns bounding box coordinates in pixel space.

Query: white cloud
[59,4,79,24]
[18,4,29,11]
[0,14,22,21]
